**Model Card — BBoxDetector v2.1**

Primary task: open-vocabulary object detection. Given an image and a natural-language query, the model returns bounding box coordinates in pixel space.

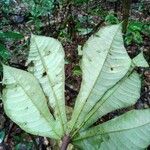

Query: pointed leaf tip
[132,52,149,67]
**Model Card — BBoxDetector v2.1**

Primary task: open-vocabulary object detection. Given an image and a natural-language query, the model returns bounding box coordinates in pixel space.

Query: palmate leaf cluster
[1,24,150,149]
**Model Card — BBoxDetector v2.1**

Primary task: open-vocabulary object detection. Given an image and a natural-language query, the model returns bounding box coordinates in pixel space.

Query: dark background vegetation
[0,0,150,149]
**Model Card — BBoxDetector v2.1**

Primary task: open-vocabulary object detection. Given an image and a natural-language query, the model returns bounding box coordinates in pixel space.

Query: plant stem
[122,0,132,33]
[60,135,71,150]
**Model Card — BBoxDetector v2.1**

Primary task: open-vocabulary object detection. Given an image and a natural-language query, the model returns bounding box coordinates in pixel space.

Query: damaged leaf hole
[42,71,47,77]
[45,51,51,56]
[110,67,114,71]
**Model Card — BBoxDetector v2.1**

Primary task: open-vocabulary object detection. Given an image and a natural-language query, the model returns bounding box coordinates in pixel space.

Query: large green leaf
[76,52,149,130]
[69,24,131,133]
[80,70,140,130]
[2,65,61,139]
[73,109,150,150]
[27,35,67,133]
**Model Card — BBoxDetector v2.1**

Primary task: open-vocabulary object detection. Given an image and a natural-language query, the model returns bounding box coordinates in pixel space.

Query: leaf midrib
[78,67,135,130]
[7,68,60,138]
[33,37,65,133]
[73,121,150,141]
[71,25,122,133]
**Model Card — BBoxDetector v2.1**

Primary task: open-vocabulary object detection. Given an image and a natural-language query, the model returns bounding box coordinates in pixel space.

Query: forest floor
[0,0,150,149]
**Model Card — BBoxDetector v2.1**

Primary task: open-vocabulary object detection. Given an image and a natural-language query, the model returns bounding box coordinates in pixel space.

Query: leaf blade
[80,52,149,129]
[73,109,150,150]
[2,65,60,139]
[27,35,67,132]
[69,24,131,132]
[80,70,141,130]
